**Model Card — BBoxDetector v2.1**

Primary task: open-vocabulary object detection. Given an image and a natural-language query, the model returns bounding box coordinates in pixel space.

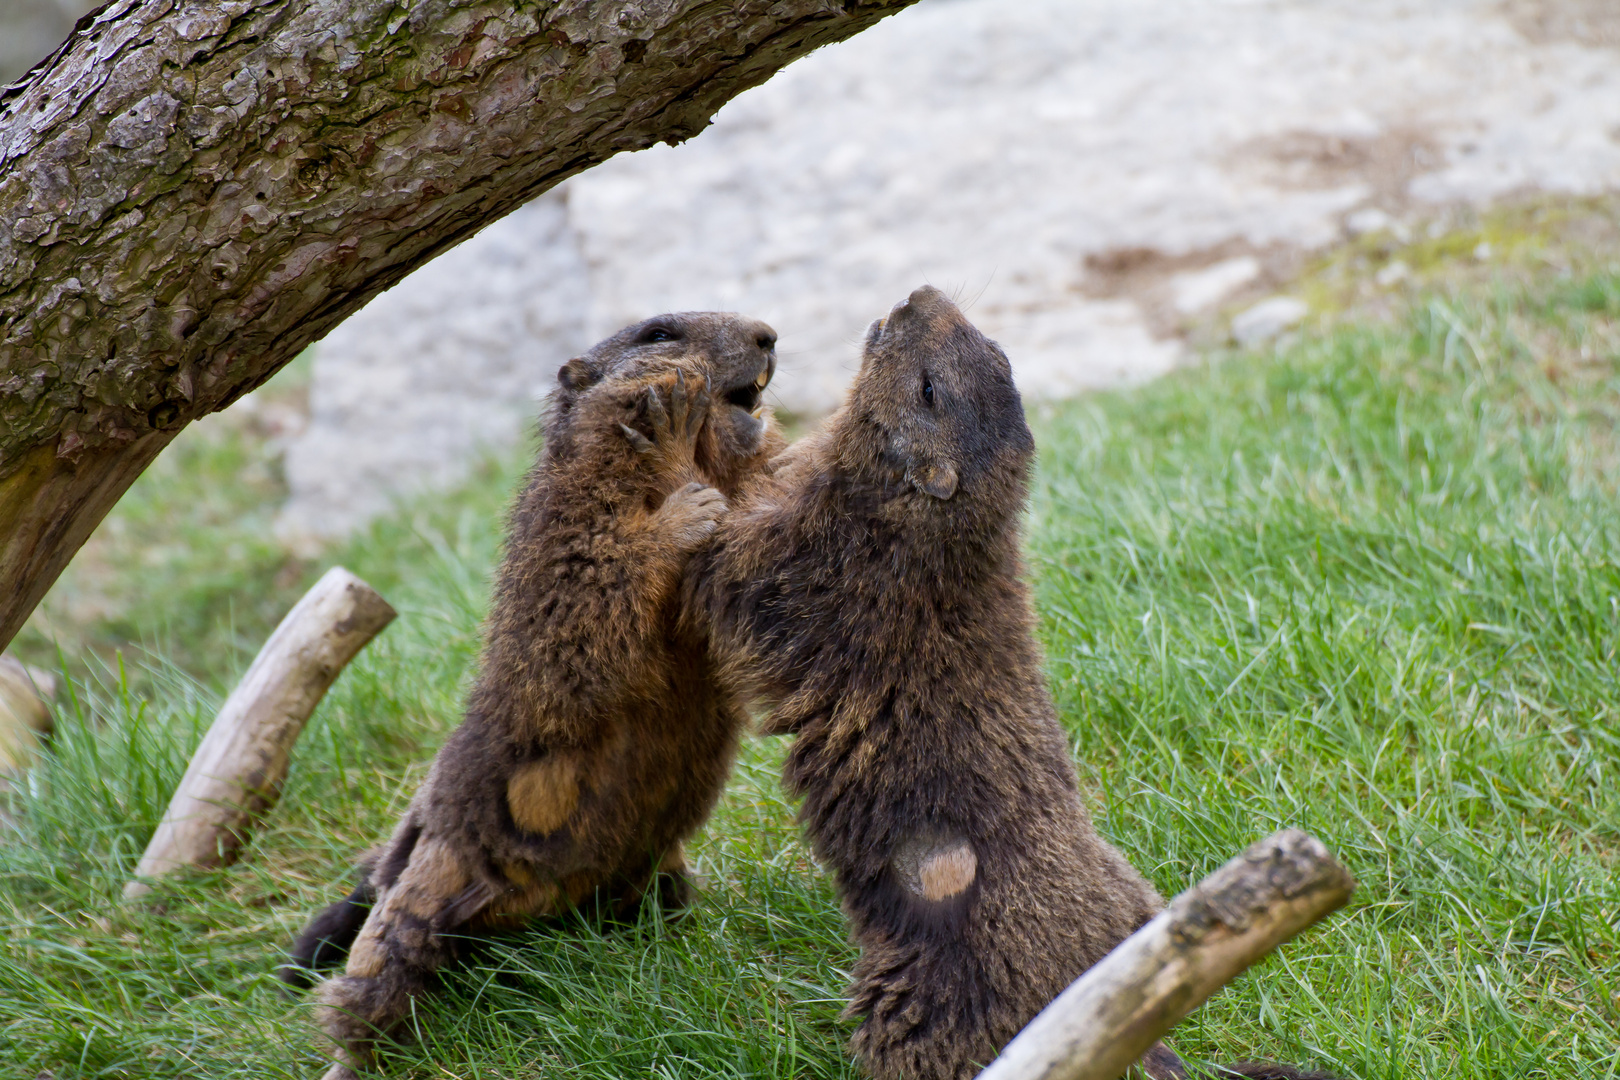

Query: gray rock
[1344,207,1411,241]
[1232,297,1309,347]
[1171,258,1263,316]
[1375,260,1412,288]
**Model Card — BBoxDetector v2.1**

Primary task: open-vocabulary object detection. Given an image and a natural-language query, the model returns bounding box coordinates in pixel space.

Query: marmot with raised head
[283,312,782,1080]
[684,287,1338,1080]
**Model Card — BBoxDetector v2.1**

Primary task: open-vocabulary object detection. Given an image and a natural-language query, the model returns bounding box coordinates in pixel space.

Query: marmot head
[548,312,780,494]
[840,286,1034,524]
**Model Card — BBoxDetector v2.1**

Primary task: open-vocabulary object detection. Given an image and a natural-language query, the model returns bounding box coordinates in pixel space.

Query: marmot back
[688,287,1339,1080]
[286,312,782,1080]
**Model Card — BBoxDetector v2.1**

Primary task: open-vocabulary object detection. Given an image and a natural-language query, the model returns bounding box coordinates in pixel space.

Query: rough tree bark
[0,0,918,652]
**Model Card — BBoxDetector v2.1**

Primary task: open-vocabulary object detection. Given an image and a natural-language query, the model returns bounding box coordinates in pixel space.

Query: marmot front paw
[620,368,709,477]
[658,480,729,549]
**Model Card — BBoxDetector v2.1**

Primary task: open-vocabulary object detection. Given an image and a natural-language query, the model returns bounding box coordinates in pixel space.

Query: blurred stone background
[0,0,87,85]
[7,0,1620,542]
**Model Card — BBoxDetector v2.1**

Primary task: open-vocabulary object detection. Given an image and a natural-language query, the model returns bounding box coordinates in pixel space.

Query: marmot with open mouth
[284,312,782,1080]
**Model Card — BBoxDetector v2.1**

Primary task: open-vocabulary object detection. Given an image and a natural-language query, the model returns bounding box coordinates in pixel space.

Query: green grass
[4,252,1619,1078]
[1028,282,1620,1077]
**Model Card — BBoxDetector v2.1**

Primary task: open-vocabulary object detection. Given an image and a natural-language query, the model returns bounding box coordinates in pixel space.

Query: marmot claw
[620,422,654,454]
[632,369,711,451]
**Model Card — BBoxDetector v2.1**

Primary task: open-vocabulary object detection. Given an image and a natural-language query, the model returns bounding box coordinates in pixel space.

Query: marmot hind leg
[280,877,375,990]
[601,842,696,925]
[283,812,426,991]
[313,834,493,1077]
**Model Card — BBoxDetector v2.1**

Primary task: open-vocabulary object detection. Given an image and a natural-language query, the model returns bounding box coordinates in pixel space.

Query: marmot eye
[641,326,679,344]
[922,375,935,407]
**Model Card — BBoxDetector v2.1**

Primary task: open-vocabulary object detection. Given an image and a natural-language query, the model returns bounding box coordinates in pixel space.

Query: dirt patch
[1080,127,1451,342]
[1226,128,1444,205]
[1501,0,1620,48]
[1080,241,1304,339]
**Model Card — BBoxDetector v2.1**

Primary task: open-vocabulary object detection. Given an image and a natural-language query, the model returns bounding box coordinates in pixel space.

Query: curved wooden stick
[976,829,1355,1080]
[0,654,55,770]
[125,567,395,899]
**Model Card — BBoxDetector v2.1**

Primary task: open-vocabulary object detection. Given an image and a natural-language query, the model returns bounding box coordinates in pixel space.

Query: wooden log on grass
[124,567,395,899]
[976,829,1355,1080]
[0,654,56,770]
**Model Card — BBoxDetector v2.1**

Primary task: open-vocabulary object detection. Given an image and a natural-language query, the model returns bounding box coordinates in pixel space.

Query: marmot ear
[557,358,601,391]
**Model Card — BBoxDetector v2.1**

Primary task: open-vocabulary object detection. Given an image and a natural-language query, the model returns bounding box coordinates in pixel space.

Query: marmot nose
[748,321,777,353]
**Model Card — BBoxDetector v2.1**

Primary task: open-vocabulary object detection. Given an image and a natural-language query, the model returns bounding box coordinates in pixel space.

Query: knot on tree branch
[1170,828,1354,944]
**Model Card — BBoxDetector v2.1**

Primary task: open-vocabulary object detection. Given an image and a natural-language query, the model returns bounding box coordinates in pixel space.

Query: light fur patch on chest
[507,752,580,836]
[892,834,978,901]
[918,843,978,900]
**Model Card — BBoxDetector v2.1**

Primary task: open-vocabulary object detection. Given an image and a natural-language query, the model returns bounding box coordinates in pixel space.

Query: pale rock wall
[0,0,96,85]
[264,0,1620,538]
[276,190,588,545]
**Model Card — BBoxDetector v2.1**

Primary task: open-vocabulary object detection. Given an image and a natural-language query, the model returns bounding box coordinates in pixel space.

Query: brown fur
[685,287,1338,1080]
[285,312,783,1079]
[507,753,583,835]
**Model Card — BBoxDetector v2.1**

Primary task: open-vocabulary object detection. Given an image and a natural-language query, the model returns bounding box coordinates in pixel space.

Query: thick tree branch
[0,0,917,651]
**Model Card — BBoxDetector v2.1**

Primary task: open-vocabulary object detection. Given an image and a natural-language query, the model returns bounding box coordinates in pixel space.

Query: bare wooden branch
[0,654,56,770]
[124,566,394,898]
[0,0,920,654]
[975,829,1355,1080]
